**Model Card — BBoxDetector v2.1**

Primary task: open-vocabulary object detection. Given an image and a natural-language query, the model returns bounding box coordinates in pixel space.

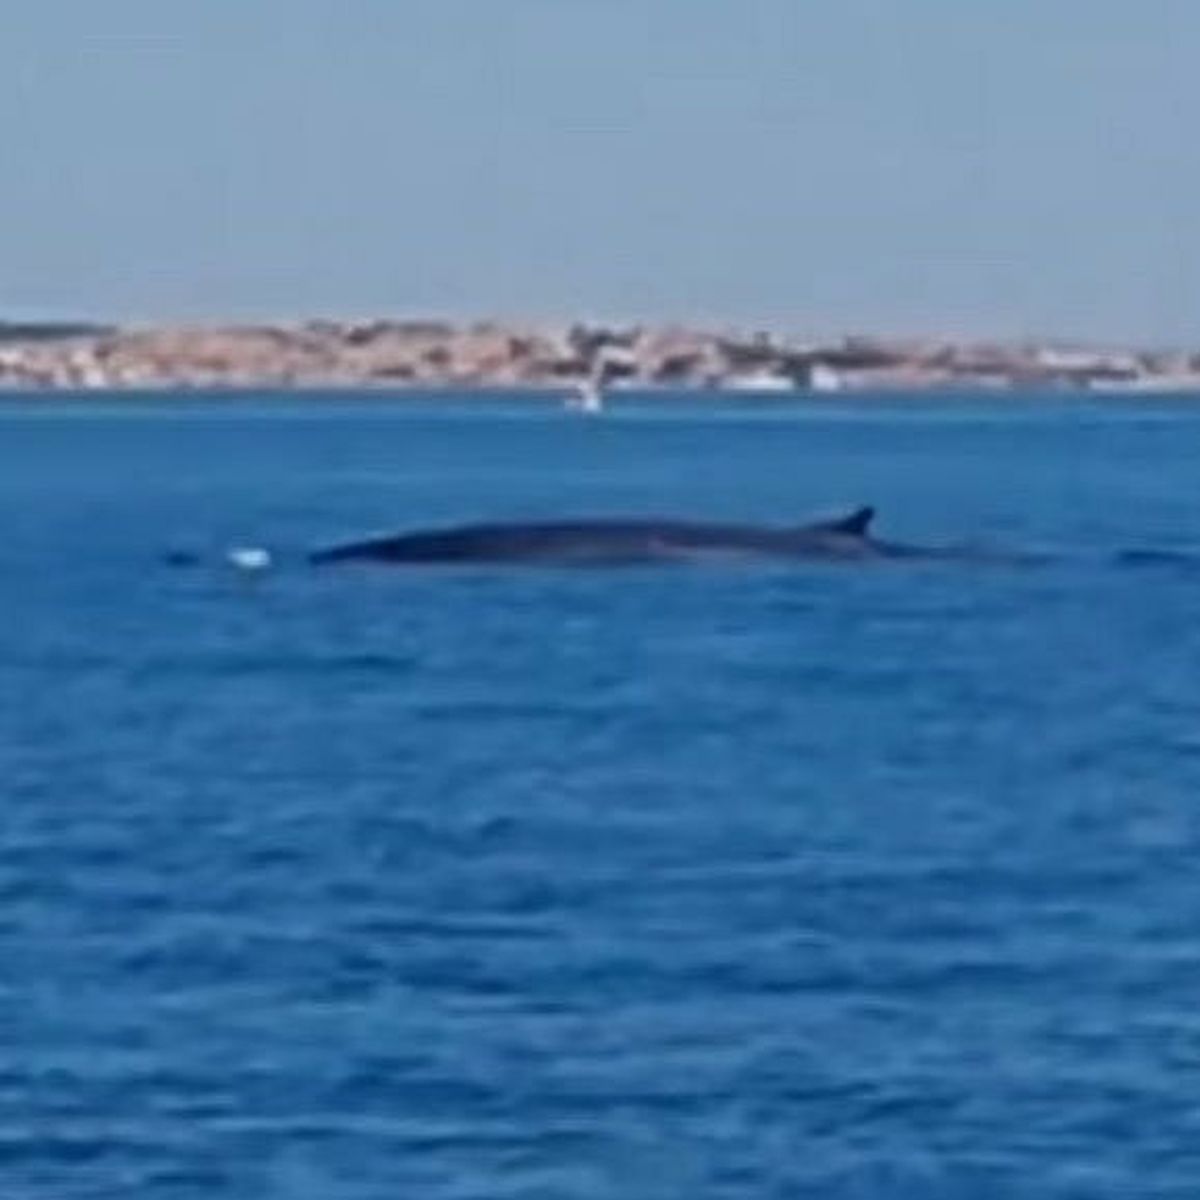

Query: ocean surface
[4,390,1200,1199]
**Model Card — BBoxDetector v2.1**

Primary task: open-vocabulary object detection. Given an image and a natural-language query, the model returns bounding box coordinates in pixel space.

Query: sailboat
[568,377,604,413]
[565,360,607,413]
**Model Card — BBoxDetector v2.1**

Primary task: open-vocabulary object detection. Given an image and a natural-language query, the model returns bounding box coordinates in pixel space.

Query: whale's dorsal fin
[808,505,875,537]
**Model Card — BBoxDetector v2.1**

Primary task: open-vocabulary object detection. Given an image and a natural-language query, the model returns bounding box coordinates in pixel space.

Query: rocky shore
[2,319,1198,394]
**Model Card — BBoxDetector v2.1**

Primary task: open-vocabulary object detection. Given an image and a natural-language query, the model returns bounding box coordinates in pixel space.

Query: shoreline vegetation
[2,319,1200,395]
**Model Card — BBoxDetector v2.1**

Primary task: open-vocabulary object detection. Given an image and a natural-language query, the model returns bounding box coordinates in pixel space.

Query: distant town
[2,318,1199,394]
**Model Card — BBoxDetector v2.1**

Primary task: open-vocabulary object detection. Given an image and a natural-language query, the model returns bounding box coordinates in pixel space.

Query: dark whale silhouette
[307,506,989,566]
[163,508,1200,573]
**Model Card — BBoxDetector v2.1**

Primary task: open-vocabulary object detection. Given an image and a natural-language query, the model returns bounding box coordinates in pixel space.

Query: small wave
[103,651,420,678]
[1114,548,1200,570]
[208,651,418,676]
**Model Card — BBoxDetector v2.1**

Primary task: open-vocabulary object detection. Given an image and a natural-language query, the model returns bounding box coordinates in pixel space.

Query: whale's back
[309,506,884,566]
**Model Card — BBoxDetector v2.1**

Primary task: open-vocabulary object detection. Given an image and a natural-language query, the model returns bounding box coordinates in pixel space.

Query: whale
[306,506,991,567]
[162,507,1200,573]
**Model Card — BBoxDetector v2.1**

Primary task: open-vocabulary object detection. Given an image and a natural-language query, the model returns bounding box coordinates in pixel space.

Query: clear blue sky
[4,1,1199,342]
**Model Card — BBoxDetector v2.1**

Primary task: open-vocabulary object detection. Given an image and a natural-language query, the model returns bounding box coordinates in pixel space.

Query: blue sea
[4,391,1200,1199]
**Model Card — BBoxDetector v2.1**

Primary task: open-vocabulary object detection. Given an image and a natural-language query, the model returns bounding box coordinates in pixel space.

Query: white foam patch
[226,546,272,572]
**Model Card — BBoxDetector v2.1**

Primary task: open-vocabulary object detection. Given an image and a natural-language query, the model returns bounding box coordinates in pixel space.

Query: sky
[3,1,1199,343]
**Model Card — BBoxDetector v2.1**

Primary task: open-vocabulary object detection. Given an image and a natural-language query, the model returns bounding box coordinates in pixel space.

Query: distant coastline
[2,318,1199,394]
